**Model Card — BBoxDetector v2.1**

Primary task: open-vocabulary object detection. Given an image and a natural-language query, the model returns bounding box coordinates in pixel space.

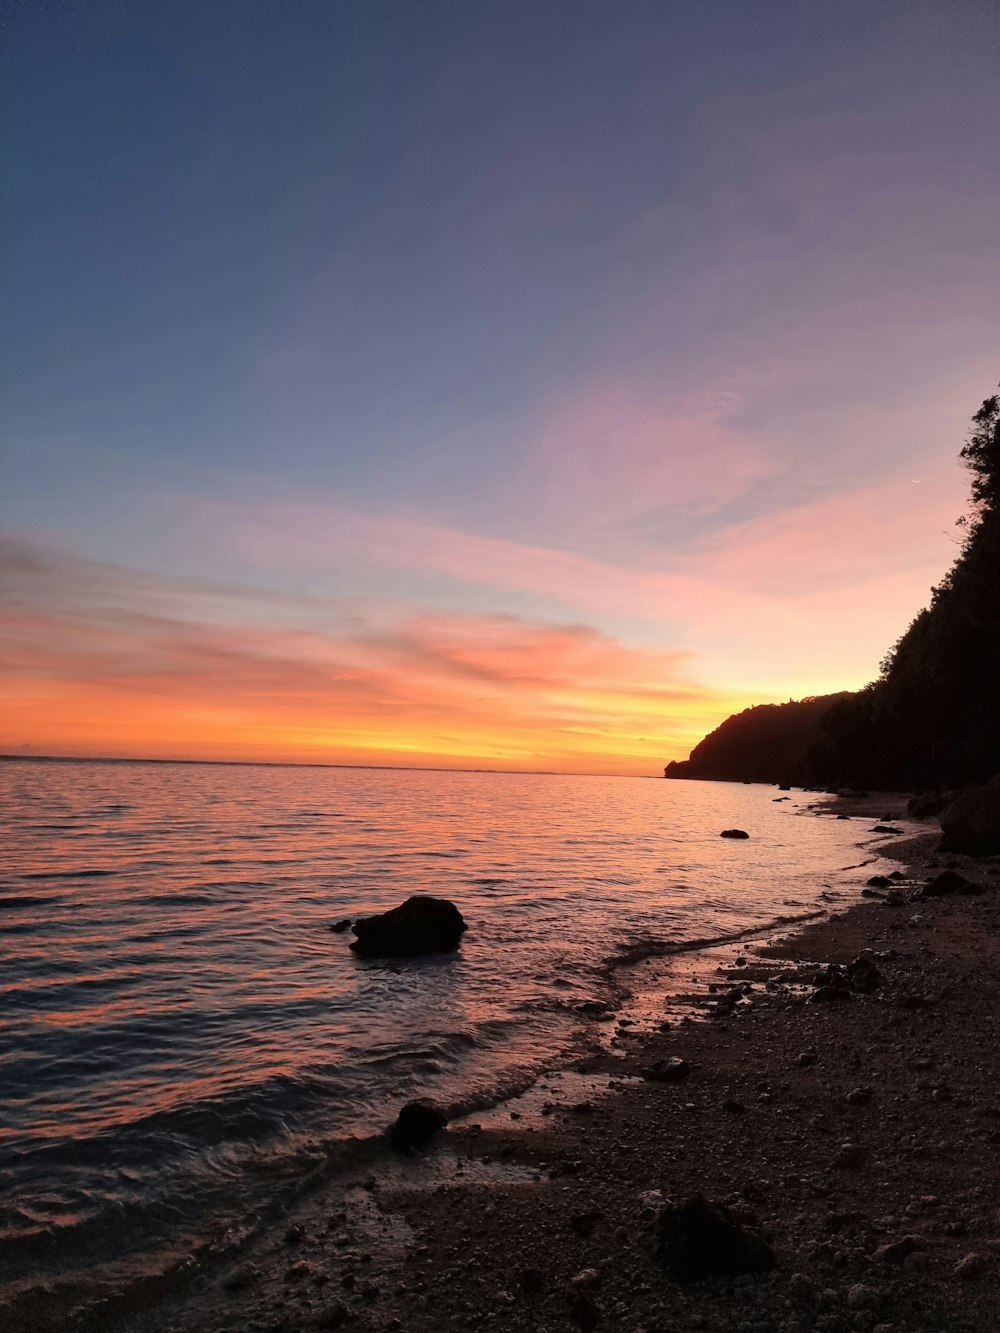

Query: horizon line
[0,752,663,780]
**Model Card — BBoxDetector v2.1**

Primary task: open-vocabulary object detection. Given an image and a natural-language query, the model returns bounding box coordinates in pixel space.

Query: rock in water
[389,1100,448,1152]
[350,895,468,958]
[939,776,1000,855]
[657,1195,776,1284]
[720,829,750,839]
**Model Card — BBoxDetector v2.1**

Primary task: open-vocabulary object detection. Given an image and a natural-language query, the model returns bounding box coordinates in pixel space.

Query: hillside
[666,386,1000,791]
[663,693,851,785]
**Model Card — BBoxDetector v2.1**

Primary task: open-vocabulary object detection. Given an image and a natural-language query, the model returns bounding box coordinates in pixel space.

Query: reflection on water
[1,759,870,1290]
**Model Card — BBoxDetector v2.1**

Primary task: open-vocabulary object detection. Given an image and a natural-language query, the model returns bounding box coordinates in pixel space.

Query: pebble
[846,1282,880,1310]
[314,1300,350,1328]
[220,1263,258,1291]
[953,1251,986,1279]
[570,1266,601,1289]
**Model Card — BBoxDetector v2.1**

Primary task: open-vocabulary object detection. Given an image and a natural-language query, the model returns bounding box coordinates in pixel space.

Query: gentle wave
[0,758,888,1296]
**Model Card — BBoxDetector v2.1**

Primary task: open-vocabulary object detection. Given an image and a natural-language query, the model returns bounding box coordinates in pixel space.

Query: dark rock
[657,1195,776,1284]
[351,895,467,958]
[871,825,904,834]
[866,876,893,888]
[874,1236,920,1265]
[720,829,750,839]
[953,1252,986,1280]
[329,919,352,933]
[315,1301,350,1328]
[861,888,883,898]
[520,1267,546,1294]
[917,869,982,898]
[642,1057,691,1083]
[908,791,951,818]
[778,784,792,790]
[810,978,854,1003]
[844,953,882,992]
[389,1100,448,1152]
[940,776,1000,855]
[567,1291,601,1329]
[569,1210,603,1237]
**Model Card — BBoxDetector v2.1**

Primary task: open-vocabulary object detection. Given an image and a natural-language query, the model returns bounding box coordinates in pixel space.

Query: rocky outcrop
[720,829,750,840]
[657,1195,776,1284]
[939,776,1000,855]
[350,895,468,958]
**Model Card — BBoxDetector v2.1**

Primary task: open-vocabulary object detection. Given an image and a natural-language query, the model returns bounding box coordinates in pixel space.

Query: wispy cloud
[0,537,751,771]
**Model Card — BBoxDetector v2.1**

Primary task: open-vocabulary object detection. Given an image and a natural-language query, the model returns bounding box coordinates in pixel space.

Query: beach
[7,795,999,1333]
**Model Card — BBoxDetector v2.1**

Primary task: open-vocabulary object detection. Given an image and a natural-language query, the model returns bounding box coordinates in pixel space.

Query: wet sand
[7,797,1000,1333]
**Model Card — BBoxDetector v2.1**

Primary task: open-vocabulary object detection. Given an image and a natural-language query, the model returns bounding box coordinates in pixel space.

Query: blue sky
[2,0,999,767]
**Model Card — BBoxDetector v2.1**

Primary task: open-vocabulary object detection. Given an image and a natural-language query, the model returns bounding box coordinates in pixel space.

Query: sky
[2,0,999,774]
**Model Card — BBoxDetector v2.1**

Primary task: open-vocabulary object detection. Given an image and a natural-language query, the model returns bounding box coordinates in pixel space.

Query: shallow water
[0,758,880,1292]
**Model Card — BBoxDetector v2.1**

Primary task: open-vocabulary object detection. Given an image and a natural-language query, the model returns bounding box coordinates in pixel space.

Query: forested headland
[665,387,1000,791]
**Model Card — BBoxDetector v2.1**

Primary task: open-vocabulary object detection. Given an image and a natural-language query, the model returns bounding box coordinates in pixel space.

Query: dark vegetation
[666,387,1000,790]
[664,694,850,785]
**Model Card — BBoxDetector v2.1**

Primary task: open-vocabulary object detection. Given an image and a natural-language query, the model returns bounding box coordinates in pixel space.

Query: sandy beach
[7,798,1000,1333]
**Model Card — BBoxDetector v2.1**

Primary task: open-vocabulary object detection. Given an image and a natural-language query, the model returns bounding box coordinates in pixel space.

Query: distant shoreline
[0,753,638,780]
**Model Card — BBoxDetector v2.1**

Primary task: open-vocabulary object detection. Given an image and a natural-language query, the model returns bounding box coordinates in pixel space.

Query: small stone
[833,1142,868,1169]
[642,1057,690,1083]
[221,1263,258,1291]
[846,1282,880,1310]
[873,1237,919,1265]
[846,1087,874,1106]
[953,1252,986,1279]
[571,1267,601,1289]
[520,1266,546,1294]
[284,1223,306,1245]
[567,1292,601,1330]
[314,1301,350,1328]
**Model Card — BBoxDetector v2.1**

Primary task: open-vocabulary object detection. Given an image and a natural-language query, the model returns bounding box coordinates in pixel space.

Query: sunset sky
[2,1,999,773]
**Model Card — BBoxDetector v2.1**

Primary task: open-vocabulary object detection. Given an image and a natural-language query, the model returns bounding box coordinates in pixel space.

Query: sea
[0,757,896,1300]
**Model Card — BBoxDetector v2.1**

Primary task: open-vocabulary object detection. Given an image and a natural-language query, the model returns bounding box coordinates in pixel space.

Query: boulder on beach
[908,791,953,819]
[389,1100,448,1152]
[350,895,468,958]
[719,829,750,840]
[939,776,1000,855]
[916,870,982,898]
[657,1195,776,1284]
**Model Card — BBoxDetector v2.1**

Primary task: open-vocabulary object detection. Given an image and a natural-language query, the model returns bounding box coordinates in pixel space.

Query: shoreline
[6,796,1000,1332]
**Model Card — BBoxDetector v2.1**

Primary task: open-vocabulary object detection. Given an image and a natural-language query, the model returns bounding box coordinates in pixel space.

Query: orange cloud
[0,539,757,773]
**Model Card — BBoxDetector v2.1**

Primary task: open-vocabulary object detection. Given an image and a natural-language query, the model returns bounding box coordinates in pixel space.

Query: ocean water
[0,758,883,1296]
